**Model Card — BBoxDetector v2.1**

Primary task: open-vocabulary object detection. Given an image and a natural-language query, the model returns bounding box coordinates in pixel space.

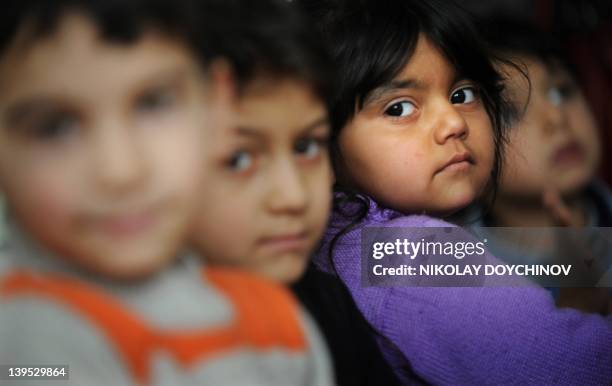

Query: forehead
[0,13,201,106]
[395,36,457,86]
[364,35,459,105]
[517,57,548,86]
[235,78,326,133]
[507,55,572,85]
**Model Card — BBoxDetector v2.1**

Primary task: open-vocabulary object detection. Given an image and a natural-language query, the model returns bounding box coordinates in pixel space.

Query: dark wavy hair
[480,16,576,77]
[0,0,333,102]
[0,0,214,64]
[196,0,333,103]
[0,0,333,119]
[298,0,518,261]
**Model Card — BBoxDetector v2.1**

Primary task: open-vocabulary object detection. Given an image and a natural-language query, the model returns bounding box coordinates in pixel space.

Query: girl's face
[338,36,494,216]
[499,57,600,198]
[191,78,332,284]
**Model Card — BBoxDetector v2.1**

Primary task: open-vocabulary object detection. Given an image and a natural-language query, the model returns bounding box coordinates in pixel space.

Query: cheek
[383,142,430,185]
[341,127,426,185]
[506,126,548,177]
[194,185,255,248]
[148,124,206,198]
[502,145,531,184]
[500,135,549,194]
[193,203,247,262]
[338,123,384,181]
[306,167,333,225]
[568,103,601,162]
[368,147,431,210]
[3,176,81,253]
[3,164,80,226]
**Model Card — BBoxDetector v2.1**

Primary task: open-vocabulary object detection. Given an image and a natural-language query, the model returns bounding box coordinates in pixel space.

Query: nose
[432,101,469,144]
[91,120,148,194]
[541,100,566,136]
[266,159,307,215]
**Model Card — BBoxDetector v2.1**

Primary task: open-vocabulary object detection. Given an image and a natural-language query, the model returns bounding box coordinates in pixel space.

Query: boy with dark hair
[0,1,333,385]
[189,1,400,384]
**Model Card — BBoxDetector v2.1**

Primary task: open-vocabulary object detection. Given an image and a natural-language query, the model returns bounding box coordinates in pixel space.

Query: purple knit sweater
[313,196,612,385]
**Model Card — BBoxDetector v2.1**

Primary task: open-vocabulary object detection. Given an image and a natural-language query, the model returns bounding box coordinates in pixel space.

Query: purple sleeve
[321,215,612,385]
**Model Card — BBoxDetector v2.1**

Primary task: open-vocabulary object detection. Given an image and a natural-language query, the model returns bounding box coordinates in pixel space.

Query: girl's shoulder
[317,194,457,270]
[381,213,453,229]
[330,193,453,230]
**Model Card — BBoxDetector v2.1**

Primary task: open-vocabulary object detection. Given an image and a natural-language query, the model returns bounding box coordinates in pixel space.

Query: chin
[266,258,307,285]
[428,205,464,219]
[98,259,169,282]
[81,248,174,282]
[436,192,477,218]
[66,261,156,282]
[555,170,595,196]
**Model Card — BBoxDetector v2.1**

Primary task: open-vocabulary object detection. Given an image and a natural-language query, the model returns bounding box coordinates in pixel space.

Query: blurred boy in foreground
[0,1,333,384]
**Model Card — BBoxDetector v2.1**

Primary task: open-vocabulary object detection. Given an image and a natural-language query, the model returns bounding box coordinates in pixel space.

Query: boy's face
[499,57,600,198]
[338,36,494,216]
[0,14,216,280]
[191,78,332,284]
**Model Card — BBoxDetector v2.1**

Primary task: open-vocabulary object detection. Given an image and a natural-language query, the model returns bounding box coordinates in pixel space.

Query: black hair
[198,0,333,103]
[0,0,333,102]
[480,16,577,77]
[298,0,517,261]
[0,0,207,65]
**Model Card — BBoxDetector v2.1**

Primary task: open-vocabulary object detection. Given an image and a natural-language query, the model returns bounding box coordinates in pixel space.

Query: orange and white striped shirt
[0,227,333,386]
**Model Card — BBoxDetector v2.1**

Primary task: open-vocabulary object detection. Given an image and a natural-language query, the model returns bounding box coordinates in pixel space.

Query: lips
[95,208,159,238]
[552,140,585,165]
[437,152,474,174]
[104,214,153,232]
[258,231,309,253]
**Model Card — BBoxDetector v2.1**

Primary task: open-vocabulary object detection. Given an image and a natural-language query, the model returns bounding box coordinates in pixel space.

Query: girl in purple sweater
[299,0,612,384]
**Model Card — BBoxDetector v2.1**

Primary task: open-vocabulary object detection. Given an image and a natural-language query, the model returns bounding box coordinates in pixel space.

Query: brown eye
[548,87,563,106]
[548,83,576,106]
[135,89,176,113]
[450,86,477,104]
[295,137,328,158]
[31,113,80,140]
[384,101,415,117]
[227,150,254,171]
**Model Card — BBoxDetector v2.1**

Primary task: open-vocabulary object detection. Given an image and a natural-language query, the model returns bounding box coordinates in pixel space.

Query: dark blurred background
[464,0,612,185]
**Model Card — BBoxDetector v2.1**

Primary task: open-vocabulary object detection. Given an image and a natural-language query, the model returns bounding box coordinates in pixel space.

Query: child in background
[0,1,333,385]
[190,1,400,385]
[300,0,612,384]
[462,18,611,314]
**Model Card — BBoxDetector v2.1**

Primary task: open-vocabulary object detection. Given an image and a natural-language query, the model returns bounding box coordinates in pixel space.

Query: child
[190,1,400,385]
[462,18,611,314]
[0,1,333,385]
[299,0,612,384]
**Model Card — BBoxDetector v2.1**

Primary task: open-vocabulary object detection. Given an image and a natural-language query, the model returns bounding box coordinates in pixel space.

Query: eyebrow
[3,68,190,129]
[364,79,426,106]
[298,116,329,134]
[133,68,190,93]
[4,99,66,129]
[235,116,329,140]
[363,70,476,107]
